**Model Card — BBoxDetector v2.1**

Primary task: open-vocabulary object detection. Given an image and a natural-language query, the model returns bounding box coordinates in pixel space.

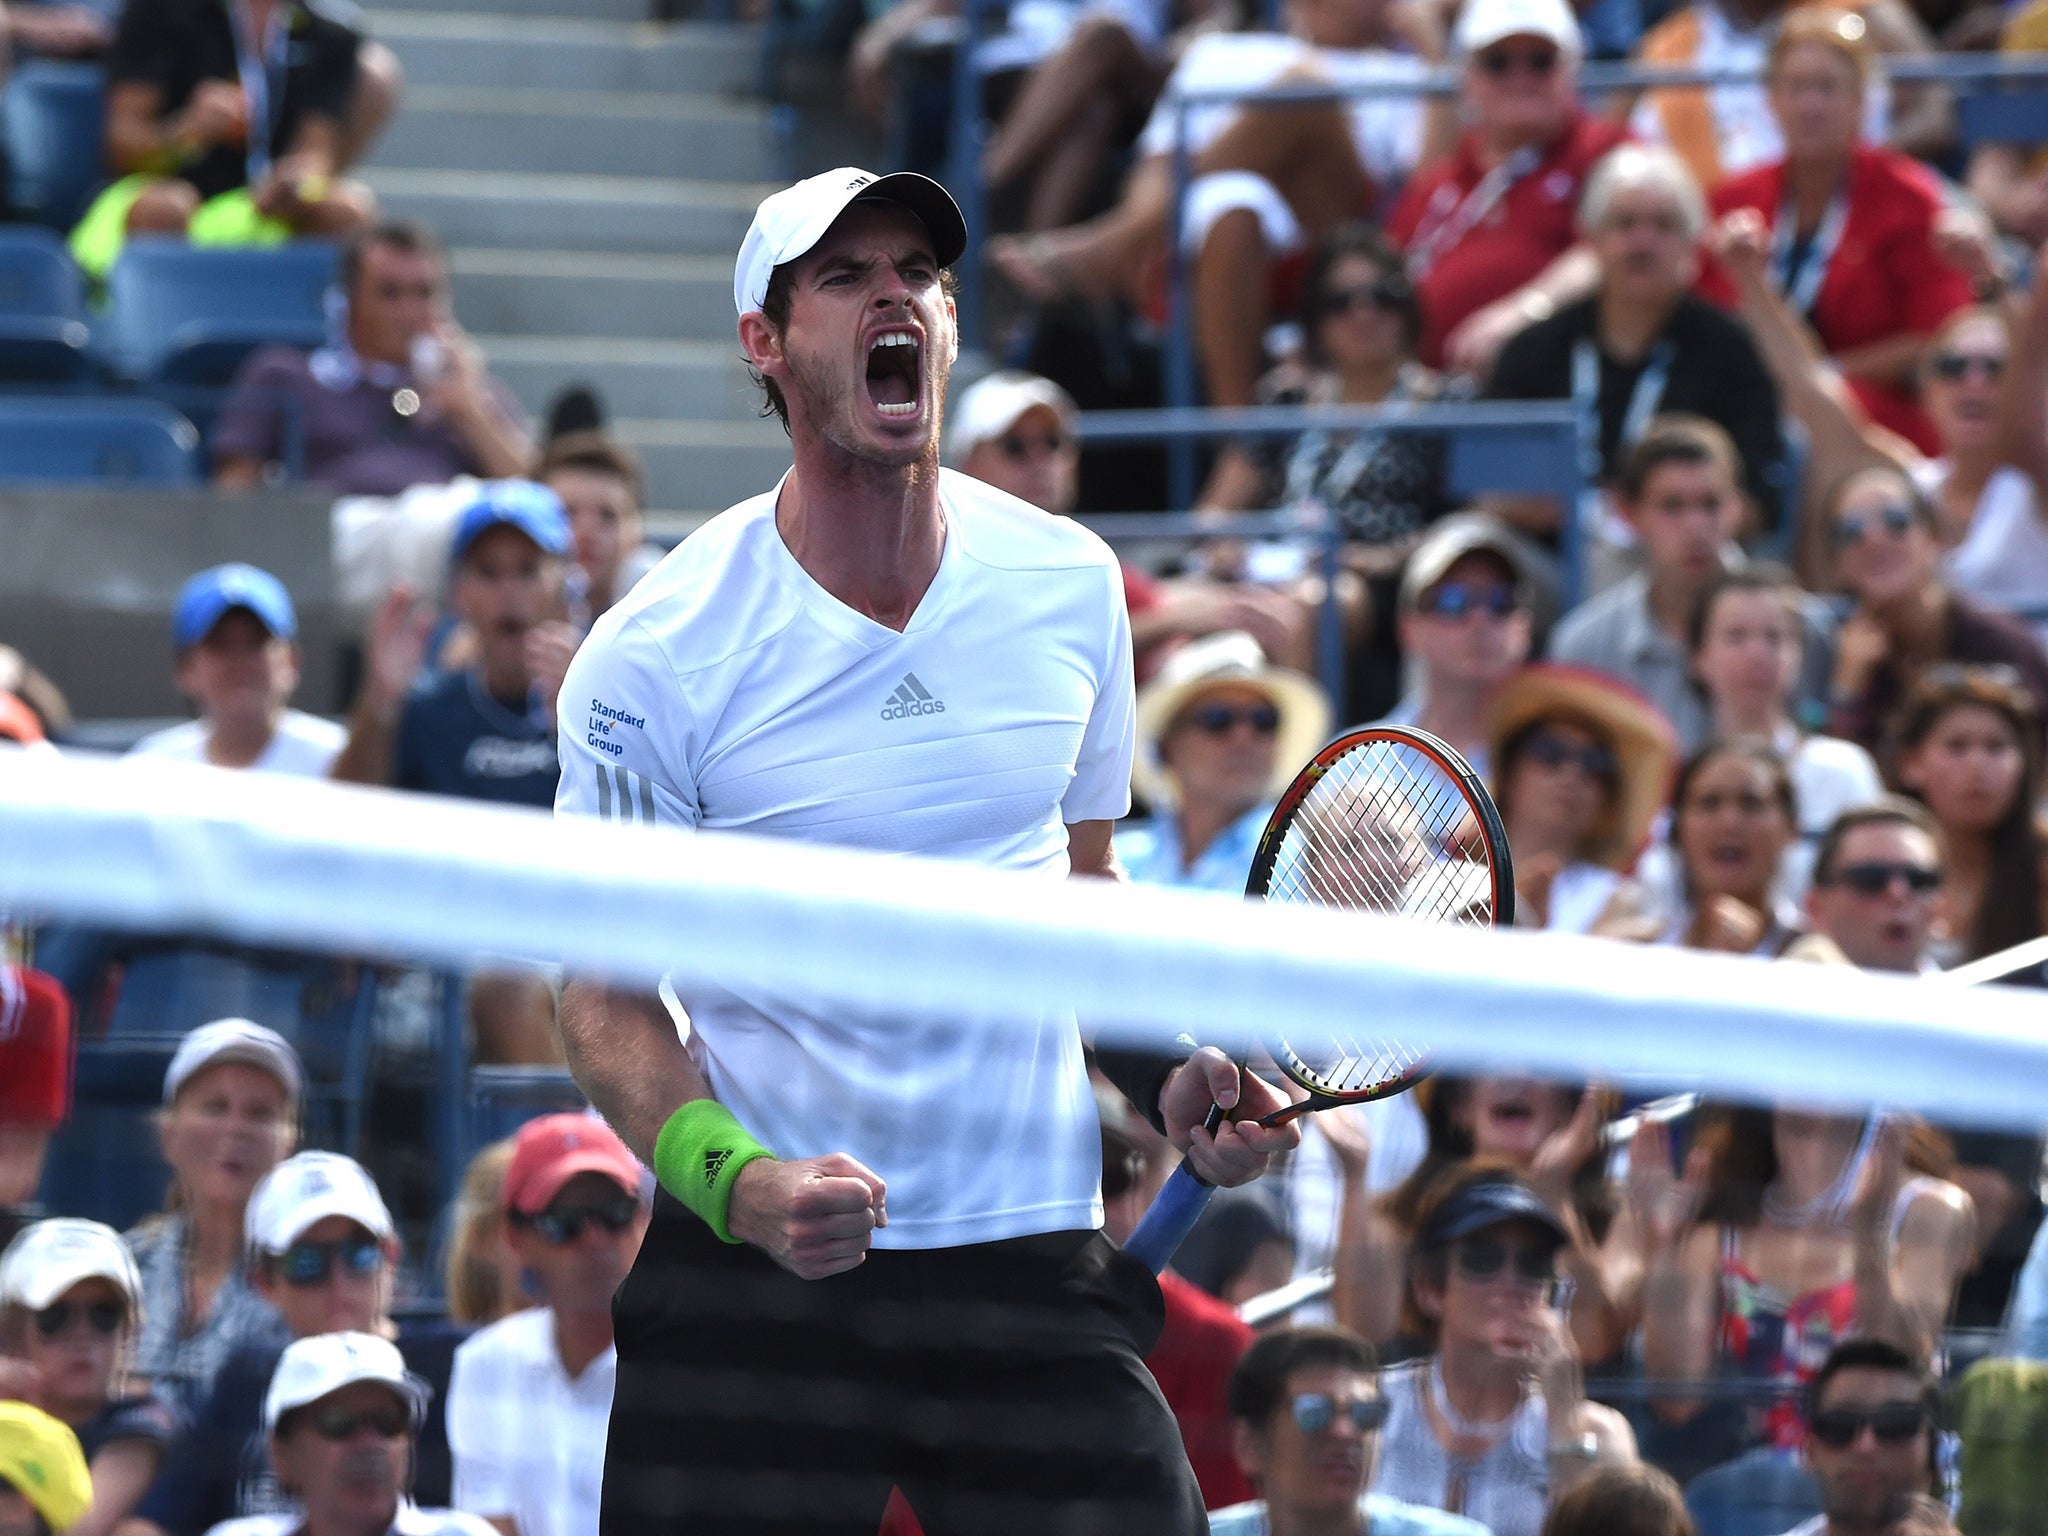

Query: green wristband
[653,1100,774,1244]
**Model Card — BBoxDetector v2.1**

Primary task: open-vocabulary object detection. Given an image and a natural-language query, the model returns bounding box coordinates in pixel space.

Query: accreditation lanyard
[1571,336,1674,487]
[1770,187,1848,319]
[227,0,293,181]
[1405,145,1541,281]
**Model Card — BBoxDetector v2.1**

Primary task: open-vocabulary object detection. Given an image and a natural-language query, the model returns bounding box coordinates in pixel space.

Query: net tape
[1,749,2044,1131]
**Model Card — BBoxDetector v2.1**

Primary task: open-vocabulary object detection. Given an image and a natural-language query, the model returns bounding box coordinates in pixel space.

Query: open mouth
[865,328,922,418]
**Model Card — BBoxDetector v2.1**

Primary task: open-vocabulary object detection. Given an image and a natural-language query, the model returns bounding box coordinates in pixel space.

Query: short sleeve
[445,1342,515,1518]
[1060,561,1136,824]
[209,352,294,471]
[555,614,698,829]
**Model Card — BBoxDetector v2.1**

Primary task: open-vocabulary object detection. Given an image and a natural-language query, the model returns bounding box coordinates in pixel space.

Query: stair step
[369,169,769,253]
[365,86,779,180]
[615,416,792,511]
[477,336,759,421]
[366,12,759,94]
[450,248,736,340]
[373,0,646,21]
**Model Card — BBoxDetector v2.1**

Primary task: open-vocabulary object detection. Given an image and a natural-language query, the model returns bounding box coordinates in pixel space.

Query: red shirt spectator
[1390,111,1629,369]
[0,966,75,1206]
[1151,1269,1258,1508]
[1703,143,1971,453]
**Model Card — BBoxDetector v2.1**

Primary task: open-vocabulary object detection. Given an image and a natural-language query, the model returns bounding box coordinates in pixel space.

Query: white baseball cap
[733,166,967,318]
[246,1152,396,1256]
[943,371,1078,465]
[263,1332,427,1433]
[163,1017,303,1106]
[0,1219,141,1313]
[1454,0,1583,56]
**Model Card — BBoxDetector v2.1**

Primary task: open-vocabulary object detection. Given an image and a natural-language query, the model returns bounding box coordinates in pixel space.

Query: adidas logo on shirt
[879,673,946,720]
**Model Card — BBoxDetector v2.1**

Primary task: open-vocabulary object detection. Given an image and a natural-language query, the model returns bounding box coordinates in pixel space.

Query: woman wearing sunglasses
[1630,1102,1972,1467]
[1487,665,1677,934]
[1889,665,2048,967]
[0,1220,177,1536]
[1121,631,1331,893]
[1371,1165,1635,1536]
[1700,10,1974,458]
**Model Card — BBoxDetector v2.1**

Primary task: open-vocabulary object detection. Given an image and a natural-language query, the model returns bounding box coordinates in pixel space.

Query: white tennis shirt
[556,469,1135,1247]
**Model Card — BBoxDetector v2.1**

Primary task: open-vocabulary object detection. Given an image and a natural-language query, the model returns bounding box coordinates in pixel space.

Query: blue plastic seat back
[2,62,107,229]
[468,1066,590,1161]
[37,1039,180,1233]
[0,396,199,483]
[106,240,338,383]
[0,226,84,318]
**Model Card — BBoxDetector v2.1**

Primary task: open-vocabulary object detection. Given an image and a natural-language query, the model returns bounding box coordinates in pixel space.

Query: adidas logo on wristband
[704,1149,730,1187]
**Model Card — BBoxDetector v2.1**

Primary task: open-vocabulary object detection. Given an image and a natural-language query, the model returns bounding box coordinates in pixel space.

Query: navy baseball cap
[448,480,571,566]
[173,564,297,650]
[1420,1178,1569,1250]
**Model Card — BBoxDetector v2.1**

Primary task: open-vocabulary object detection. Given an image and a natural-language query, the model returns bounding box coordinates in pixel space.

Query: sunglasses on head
[1827,860,1942,897]
[1525,730,1617,781]
[518,1192,640,1245]
[1930,351,2005,383]
[1809,1401,1926,1449]
[1291,1392,1390,1435]
[1475,43,1560,76]
[996,431,1068,462]
[1450,1238,1557,1287]
[31,1300,126,1339]
[1831,503,1918,547]
[1321,276,1409,318]
[1417,581,1522,621]
[277,1236,385,1288]
[307,1401,410,1442]
[1186,701,1283,738]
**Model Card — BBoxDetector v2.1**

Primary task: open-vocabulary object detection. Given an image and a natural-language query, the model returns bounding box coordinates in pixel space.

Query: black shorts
[601,1190,1207,1536]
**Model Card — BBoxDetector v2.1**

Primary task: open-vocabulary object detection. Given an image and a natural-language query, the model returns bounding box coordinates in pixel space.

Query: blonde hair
[1767,8,1874,89]
[444,1138,518,1325]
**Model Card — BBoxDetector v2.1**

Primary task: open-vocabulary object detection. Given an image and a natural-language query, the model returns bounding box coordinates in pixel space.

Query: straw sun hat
[1131,631,1332,809]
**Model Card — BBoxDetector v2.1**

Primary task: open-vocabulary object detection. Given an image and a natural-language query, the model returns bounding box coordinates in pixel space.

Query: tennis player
[553,168,1297,1534]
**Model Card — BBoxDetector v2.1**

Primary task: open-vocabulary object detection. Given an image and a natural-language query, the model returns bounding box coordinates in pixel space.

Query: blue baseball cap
[1419,1177,1569,1251]
[448,481,571,566]
[173,564,298,651]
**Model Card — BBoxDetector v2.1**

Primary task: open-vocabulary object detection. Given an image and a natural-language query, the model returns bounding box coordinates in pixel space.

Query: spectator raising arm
[329,585,433,788]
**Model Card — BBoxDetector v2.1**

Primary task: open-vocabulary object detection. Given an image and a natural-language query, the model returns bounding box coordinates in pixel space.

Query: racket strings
[1263,738,1498,1098]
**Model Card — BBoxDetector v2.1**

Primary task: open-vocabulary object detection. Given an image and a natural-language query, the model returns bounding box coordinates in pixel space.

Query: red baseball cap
[0,693,45,745]
[502,1113,641,1216]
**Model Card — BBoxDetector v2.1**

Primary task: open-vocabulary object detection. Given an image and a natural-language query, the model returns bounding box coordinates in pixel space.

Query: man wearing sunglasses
[132,1152,460,1536]
[204,1331,495,1536]
[446,1114,644,1536]
[1779,1338,1942,1536]
[1123,631,1331,892]
[1209,1327,1488,1536]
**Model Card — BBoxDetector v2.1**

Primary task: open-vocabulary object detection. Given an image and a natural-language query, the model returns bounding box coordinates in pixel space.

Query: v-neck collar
[767,469,960,649]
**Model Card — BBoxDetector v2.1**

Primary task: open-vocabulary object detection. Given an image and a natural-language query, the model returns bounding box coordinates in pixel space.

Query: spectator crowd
[8,0,2048,1527]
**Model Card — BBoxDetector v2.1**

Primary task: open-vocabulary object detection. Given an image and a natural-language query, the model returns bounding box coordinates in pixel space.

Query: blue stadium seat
[1958,89,2048,150]
[467,1065,589,1162]
[0,226,90,383]
[1,61,107,229]
[105,240,337,385]
[37,1038,181,1233]
[0,396,199,484]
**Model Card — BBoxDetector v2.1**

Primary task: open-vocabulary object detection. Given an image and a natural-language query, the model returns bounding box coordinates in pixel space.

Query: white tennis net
[3,747,2045,1132]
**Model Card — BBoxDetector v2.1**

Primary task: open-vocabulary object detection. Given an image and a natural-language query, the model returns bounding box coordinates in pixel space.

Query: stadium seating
[1,61,107,229]
[104,239,338,385]
[38,1038,181,1233]
[0,396,200,484]
[467,1064,589,1162]
[1956,87,2048,150]
[0,226,91,384]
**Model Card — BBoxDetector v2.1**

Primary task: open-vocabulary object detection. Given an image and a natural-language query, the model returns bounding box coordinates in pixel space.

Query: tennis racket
[1121,725,1514,1273]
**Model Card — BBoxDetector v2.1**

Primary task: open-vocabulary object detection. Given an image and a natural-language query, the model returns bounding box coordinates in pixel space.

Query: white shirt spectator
[1284,1101,1428,1322]
[447,1308,614,1536]
[206,1504,497,1536]
[130,711,345,776]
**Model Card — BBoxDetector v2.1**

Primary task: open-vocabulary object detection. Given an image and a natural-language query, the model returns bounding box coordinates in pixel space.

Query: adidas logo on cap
[879,673,946,720]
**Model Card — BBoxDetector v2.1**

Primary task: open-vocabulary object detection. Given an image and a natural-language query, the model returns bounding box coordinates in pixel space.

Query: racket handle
[1122,1102,1226,1274]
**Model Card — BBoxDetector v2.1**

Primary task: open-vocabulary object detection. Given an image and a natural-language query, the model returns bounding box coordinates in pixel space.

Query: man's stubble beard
[785,337,950,472]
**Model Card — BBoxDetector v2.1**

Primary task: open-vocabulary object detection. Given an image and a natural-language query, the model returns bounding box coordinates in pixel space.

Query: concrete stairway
[359,0,795,520]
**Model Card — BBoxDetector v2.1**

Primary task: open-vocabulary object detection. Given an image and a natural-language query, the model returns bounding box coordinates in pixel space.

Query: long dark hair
[1694,1105,1953,1228]
[1888,665,2046,962]
[1299,224,1422,365]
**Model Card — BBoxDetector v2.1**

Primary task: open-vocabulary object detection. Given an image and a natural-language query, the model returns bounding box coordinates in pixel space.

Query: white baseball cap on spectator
[1397,512,1540,613]
[733,166,967,318]
[162,1018,303,1107]
[1131,631,1331,808]
[263,1331,427,1432]
[0,1219,141,1313]
[1454,0,1582,57]
[943,371,1078,466]
[246,1152,396,1256]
